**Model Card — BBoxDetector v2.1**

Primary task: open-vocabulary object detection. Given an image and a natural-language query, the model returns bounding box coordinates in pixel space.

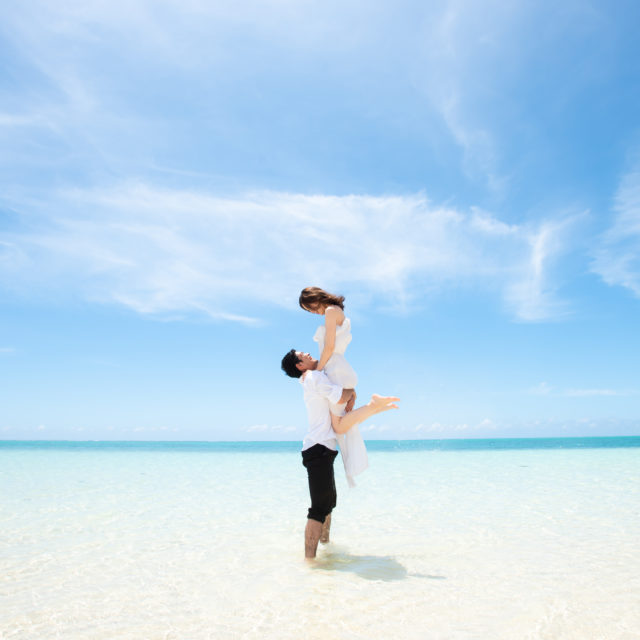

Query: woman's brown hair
[299,286,345,311]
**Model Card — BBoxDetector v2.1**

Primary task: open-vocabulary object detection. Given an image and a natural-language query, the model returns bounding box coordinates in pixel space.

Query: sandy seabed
[2,445,639,639]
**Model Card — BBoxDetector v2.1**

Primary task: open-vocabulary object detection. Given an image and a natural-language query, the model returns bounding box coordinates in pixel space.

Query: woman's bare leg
[331,395,400,435]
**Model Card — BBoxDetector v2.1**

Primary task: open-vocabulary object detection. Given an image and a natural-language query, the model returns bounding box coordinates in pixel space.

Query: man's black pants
[301,443,338,524]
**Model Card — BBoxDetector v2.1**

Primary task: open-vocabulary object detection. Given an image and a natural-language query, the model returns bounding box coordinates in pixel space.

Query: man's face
[295,351,317,372]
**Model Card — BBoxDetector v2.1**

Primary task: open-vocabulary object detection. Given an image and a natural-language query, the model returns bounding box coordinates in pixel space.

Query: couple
[281,287,400,559]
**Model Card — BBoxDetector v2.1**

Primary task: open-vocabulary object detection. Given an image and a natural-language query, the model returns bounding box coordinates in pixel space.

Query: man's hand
[345,390,356,413]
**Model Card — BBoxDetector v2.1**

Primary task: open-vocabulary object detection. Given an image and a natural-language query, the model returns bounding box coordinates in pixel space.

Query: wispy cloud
[410,417,640,438]
[0,183,580,322]
[528,381,552,396]
[592,166,640,296]
[0,113,47,127]
[564,388,638,398]
[504,214,586,321]
[0,2,618,327]
[244,424,297,436]
[413,421,470,435]
[0,0,600,198]
[528,382,638,398]
[419,1,510,191]
[360,423,393,434]
[415,0,610,194]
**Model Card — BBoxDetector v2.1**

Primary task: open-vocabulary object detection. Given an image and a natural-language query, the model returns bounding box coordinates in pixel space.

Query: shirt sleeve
[310,371,343,405]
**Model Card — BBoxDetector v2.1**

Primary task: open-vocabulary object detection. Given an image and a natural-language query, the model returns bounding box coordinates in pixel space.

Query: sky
[1,0,639,441]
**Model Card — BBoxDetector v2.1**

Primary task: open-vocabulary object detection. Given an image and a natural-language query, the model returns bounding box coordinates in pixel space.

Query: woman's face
[305,302,324,315]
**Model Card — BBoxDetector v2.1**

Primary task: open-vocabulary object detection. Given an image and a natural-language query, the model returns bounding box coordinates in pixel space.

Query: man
[281,349,399,559]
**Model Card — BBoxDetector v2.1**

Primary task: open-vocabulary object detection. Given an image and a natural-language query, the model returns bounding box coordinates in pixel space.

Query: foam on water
[1,440,639,639]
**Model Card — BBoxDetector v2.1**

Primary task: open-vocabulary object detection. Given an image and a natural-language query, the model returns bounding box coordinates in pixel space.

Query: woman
[299,286,368,487]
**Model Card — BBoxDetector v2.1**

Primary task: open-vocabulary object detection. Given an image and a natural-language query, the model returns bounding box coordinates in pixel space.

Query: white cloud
[245,424,296,434]
[529,382,552,396]
[0,184,579,322]
[527,383,637,398]
[476,418,496,430]
[0,3,603,324]
[413,0,531,192]
[410,417,640,438]
[592,166,640,296]
[504,215,583,321]
[246,424,269,433]
[413,422,444,435]
[0,0,581,195]
[412,419,495,435]
[0,113,47,127]
[564,388,637,398]
[360,424,393,434]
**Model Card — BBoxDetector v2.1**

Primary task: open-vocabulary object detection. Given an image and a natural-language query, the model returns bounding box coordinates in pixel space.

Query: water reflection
[313,548,446,582]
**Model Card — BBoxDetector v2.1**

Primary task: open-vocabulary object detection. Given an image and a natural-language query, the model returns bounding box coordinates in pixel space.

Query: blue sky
[1,0,639,440]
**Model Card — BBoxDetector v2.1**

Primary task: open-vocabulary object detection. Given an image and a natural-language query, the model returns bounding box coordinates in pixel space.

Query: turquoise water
[3,435,640,451]
[2,437,639,639]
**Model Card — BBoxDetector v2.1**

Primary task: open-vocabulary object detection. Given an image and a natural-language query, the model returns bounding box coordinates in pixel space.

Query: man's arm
[311,371,356,411]
[311,370,350,406]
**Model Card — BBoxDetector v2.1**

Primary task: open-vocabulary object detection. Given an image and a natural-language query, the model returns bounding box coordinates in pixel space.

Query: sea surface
[2,438,639,639]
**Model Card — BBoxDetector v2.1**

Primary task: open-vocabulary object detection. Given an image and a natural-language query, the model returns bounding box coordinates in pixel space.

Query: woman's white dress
[314,318,368,487]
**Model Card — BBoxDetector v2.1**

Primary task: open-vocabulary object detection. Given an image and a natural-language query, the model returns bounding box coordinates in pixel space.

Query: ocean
[2,438,639,639]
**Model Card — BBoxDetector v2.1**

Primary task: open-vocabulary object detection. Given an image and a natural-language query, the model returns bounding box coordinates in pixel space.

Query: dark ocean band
[1,436,639,452]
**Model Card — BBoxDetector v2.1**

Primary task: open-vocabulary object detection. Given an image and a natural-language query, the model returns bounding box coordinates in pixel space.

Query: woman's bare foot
[369,394,400,413]
[330,393,400,435]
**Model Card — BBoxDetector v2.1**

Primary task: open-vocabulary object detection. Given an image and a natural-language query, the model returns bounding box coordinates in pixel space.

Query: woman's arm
[316,306,340,371]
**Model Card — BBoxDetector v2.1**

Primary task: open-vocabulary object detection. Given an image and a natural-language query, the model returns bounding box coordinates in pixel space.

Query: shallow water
[2,440,639,639]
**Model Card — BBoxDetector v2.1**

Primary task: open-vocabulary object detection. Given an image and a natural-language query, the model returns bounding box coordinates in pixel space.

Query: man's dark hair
[281,349,303,378]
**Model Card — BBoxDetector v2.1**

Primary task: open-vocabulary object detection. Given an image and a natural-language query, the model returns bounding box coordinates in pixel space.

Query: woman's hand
[345,390,356,413]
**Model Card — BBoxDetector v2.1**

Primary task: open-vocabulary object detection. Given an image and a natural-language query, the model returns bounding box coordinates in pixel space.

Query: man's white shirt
[299,370,342,451]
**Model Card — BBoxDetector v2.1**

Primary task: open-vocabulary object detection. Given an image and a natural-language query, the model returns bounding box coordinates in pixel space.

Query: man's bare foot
[369,394,400,414]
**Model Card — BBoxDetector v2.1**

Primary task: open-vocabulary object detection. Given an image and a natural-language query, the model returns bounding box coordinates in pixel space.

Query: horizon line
[2,435,639,446]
